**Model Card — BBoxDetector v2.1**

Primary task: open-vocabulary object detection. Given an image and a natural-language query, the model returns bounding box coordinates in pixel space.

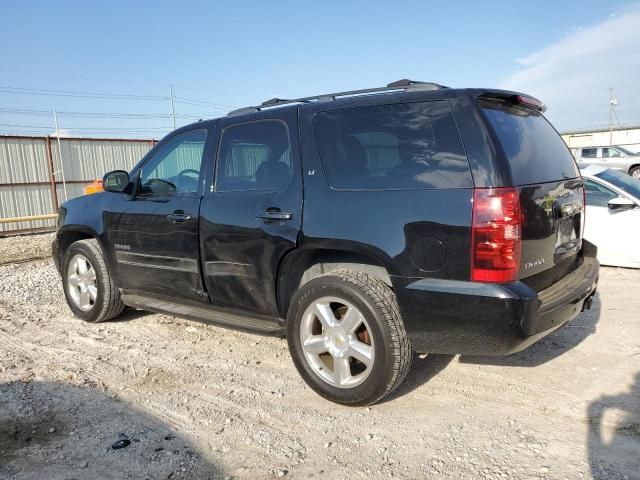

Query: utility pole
[608,88,620,146]
[53,109,68,202]
[170,85,176,129]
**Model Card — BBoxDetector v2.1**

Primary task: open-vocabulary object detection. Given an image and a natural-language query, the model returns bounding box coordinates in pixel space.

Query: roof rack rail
[227,79,447,116]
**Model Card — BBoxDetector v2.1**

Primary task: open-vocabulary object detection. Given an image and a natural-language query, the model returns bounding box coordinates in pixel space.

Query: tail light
[510,94,546,113]
[471,188,522,282]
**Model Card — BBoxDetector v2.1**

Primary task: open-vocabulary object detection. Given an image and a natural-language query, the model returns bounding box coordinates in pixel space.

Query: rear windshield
[479,100,580,185]
[314,100,473,190]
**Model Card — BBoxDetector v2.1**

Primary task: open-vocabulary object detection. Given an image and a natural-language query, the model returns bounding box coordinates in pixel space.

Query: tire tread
[72,239,124,322]
[332,270,412,404]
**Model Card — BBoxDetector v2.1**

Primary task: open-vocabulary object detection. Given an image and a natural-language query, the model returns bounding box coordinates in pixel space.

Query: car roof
[176,80,537,128]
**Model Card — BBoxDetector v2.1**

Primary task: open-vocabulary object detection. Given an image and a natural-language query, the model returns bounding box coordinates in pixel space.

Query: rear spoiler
[477,92,547,113]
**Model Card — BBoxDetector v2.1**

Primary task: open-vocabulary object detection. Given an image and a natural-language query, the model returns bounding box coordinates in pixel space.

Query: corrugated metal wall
[0,135,155,234]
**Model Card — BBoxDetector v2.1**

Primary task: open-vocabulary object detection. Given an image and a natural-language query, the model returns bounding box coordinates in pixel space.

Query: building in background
[561,125,640,153]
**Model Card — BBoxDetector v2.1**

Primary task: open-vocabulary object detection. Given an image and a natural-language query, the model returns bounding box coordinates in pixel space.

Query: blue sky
[1,0,638,138]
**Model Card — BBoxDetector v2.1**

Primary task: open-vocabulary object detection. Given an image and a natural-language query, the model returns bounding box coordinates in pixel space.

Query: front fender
[52,193,114,273]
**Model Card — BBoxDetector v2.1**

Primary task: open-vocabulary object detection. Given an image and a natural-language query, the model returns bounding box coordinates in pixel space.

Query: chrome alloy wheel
[299,296,375,389]
[633,169,640,179]
[67,254,98,311]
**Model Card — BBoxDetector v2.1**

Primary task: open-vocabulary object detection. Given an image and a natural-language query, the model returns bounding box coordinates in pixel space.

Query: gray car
[571,145,640,178]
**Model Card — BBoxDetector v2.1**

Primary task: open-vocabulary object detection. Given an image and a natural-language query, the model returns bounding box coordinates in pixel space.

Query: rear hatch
[478,95,584,292]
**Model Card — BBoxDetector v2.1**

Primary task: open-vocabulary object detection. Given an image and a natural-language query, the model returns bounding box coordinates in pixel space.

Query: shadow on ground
[382,353,455,402]
[588,371,640,479]
[459,292,602,368]
[109,307,156,323]
[0,380,223,480]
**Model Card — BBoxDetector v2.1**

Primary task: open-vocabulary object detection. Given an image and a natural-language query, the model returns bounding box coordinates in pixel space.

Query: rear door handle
[257,209,293,222]
[167,212,192,224]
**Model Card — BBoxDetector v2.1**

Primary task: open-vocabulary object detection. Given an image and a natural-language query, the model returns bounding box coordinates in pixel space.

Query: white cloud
[500,8,640,131]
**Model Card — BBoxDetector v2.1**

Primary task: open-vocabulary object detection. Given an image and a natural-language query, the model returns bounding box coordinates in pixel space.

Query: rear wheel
[287,270,412,406]
[62,239,124,323]
[630,166,640,179]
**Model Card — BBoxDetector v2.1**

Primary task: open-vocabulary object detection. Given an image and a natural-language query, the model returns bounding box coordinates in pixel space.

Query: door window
[216,121,292,192]
[584,179,617,207]
[581,148,597,158]
[602,148,621,158]
[140,130,207,195]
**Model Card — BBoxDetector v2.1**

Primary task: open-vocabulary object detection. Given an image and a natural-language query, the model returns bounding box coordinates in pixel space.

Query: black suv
[53,80,599,405]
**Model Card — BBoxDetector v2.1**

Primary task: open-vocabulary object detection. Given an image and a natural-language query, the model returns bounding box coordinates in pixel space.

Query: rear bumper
[393,252,599,355]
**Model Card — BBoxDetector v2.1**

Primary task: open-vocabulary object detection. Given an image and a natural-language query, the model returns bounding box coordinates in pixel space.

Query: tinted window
[216,121,292,192]
[480,101,580,184]
[595,168,640,199]
[584,179,618,207]
[582,148,597,158]
[314,101,472,190]
[140,130,207,195]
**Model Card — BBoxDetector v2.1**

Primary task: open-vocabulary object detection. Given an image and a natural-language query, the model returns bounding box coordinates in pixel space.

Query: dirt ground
[0,234,638,480]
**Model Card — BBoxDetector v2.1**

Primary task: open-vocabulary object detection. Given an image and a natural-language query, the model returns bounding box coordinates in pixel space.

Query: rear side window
[480,100,580,185]
[582,148,597,158]
[314,101,472,190]
[216,120,292,192]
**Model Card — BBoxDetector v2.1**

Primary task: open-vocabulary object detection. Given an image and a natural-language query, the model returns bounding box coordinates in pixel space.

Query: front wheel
[630,166,640,179]
[62,239,125,323]
[287,270,412,406]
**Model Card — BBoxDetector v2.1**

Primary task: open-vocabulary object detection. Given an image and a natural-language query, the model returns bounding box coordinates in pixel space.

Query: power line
[0,123,171,132]
[0,107,220,119]
[0,84,234,136]
[0,85,238,109]
[174,97,236,109]
[0,86,167,101]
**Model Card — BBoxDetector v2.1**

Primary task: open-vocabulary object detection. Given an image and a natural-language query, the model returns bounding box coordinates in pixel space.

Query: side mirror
[103,170,130,193]
[608,196,636,210]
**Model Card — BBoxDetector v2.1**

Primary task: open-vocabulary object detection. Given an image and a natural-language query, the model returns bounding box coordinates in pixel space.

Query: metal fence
[0,135,155,234]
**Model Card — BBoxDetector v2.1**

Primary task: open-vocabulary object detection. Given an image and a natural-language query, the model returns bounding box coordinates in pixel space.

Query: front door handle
[257,208,293,222]
[167,212,192,224]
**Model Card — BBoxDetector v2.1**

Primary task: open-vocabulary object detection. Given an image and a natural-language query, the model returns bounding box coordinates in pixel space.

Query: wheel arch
[276,247,393,319]
[55,227,104,272]
[628,163,640,175]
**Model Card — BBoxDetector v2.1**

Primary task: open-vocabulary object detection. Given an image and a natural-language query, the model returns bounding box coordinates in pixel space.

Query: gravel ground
[0,235,639,479]
[0,233,55,265]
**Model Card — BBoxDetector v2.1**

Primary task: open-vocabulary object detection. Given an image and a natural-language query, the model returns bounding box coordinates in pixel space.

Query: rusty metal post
[45,135,59,210]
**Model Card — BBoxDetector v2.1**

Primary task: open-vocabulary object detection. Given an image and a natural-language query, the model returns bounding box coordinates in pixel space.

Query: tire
[630,166,640,179]
[287,270,412,406]
[62,239,125,323]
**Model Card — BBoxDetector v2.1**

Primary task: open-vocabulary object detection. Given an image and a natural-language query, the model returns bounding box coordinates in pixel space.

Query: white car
[580,164,640,268]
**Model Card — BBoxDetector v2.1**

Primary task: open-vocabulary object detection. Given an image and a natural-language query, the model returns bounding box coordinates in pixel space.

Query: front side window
[140,130,207,195]
[584,179,617,207]
[314,101,472,190]
[581,148,597,158]
[602,147,621,158]
[216,121,292,192]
